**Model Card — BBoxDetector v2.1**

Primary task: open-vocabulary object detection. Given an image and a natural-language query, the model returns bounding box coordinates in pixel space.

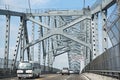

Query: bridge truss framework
[0,0,118,72]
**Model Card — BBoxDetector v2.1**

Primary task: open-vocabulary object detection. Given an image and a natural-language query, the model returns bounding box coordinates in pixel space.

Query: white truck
[17,61,41,79]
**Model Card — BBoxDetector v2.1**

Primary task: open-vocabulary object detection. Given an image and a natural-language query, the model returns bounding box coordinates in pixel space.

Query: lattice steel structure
[0,0,118,73]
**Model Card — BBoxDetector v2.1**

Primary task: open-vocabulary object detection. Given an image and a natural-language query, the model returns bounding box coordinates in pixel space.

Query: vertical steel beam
[24,18,31,61]
[31,16,35,61]
[20,17,25,62]
[12,22,23,69]
[38,16,42,67]
[4,15,10,69]
[101,10,108,52]
[91,13,99,59]
[43,17,47,72]
[50,38,55,71]
[47,16,50,72]
[86,19,91,62]
[117,0,120,43]
[38,16,50,72]
[47,38,50,71]
[84,18,91,64]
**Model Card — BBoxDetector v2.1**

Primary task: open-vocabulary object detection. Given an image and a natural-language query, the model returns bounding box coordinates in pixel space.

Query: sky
[0,0,114,69]
[0,0,96,10]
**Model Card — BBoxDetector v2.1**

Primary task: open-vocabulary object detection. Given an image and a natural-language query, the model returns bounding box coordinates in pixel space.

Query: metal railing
[82,42,120,79]
[86,70,120,79]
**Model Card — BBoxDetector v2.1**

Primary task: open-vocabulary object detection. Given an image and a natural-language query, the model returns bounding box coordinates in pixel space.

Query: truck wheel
[18,77,21,79]
[37,73,40,78]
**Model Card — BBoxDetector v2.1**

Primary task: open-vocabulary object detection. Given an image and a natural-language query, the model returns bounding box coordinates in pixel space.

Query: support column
[20,17,25,62]
[12,17,24,69]
[31,16,35,61]
[91,13,99,59]
[24,18,31,61]
[43,17,47,72]
[80,20,87,65]
[50,38,55,72]
[38,16,42,68]
[47,17,50,72]
[85,18,91,62]
[101,10,108,52]
[4,15,10,69]
[117,0,120,42]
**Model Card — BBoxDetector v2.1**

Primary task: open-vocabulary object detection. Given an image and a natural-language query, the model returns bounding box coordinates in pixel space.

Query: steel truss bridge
[0,0,120,78]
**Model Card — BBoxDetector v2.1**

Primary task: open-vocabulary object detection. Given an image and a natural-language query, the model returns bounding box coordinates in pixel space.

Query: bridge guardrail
[0,68,17,78]
[86,70,120,79]
[82,42,120,79]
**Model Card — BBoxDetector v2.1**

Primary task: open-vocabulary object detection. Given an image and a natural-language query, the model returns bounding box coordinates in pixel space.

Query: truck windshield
[18,63,32,69]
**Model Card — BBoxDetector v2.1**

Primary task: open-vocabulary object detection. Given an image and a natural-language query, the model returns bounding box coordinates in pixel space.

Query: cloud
[30,0,50,5]
[1,0,51,9]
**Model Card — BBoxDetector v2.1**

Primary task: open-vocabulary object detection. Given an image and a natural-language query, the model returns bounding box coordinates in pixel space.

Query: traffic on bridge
[0,0,120,80]
[0,74,118,80]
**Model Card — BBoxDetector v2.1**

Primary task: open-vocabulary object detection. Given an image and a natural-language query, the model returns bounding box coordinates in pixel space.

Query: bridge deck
[0,73,118,80]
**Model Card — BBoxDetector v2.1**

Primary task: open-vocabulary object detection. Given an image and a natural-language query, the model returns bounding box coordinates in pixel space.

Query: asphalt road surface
[0,74,88,80]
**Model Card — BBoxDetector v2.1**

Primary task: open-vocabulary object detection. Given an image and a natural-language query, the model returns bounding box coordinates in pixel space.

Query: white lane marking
[82,74,91,80]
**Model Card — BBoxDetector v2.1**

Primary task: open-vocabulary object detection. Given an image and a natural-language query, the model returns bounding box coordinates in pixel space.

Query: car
[69,70,74,74]
[61,67,70,75]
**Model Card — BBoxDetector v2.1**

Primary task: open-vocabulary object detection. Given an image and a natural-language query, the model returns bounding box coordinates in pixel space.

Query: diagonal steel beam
[25,31,53,49]
[25,27,91,50]
[61,16,91,30]
[59,31,91,49]
[27,17,51,29]
[27,16,90,30]
[54,49,70,57]
[25,16,91,50]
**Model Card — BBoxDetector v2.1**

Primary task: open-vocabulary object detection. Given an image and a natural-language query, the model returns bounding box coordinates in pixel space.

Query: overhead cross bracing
[26,16,91,49]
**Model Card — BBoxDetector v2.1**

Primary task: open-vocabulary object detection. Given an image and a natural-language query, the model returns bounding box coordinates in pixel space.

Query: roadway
[0,74,88,80]
[0,73,118,80]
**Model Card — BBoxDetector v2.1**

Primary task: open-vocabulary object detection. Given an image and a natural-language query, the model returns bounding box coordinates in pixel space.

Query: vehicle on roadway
[61,67,70,75]
[17,61,41,79]
[69,70,74,74]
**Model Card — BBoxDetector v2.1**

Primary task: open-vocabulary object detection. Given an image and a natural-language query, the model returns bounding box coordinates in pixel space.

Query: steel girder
[12,16,31,69]
[26,10,84,16]
[4,15,10,69]
[0,9,25,16]
[101,10,108,52]
[91,13,99,60]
